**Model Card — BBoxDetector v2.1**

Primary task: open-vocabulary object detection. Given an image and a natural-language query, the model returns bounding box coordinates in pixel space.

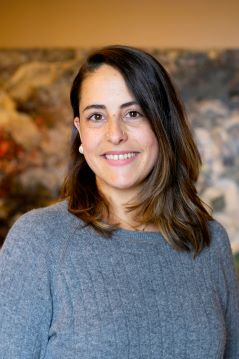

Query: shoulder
[12,199,73,226]
[6,200,76,235]
[194,220,233,273]
[207,219,232,256]
[8,199,81,234]
[206,221,239,315]
[203,220,236,283]
[2,200,84,265]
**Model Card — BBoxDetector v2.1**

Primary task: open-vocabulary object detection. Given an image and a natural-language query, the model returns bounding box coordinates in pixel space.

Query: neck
[96,182,140,228]
[96,184,158,232]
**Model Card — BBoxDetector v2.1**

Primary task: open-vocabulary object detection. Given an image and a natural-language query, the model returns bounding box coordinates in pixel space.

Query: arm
[0,212,52,359]
[217,225,239,358]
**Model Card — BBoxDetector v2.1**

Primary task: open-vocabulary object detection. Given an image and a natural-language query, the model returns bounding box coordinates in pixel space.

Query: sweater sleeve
[0,212,52,359]
[217,224,239,358]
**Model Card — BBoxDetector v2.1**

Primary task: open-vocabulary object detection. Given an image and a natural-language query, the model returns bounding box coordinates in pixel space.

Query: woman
[0,45,238,358]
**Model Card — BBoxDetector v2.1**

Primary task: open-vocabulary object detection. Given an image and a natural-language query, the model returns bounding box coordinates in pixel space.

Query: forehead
[80,64,134,103]
[85,64,121,82]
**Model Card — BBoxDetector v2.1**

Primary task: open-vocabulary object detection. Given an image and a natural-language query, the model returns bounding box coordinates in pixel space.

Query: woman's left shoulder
[204,221,237,279]
[207,219,232,255]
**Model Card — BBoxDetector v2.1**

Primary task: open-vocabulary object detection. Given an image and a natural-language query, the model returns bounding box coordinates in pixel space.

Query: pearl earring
[79,144,84,154]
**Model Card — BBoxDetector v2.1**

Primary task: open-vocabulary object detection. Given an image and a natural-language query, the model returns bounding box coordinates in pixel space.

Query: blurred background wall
[0,0,239,273]
[1,0,239,48]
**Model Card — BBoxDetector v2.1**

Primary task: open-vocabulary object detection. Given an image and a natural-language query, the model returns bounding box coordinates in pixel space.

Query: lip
[102,151,139,166]
[102,150,139,156]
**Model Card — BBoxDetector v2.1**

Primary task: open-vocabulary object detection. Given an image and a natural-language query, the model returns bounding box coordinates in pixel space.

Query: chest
[45,240,226,358]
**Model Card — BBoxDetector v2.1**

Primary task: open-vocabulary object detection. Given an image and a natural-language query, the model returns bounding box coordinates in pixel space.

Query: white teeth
[105,152,137,160]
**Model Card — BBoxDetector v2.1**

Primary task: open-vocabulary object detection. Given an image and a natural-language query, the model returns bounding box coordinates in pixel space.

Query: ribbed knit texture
[0,200,239,358]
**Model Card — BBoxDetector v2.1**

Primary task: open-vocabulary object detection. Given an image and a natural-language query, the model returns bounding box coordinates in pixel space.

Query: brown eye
[125,111,142,118]
[130,111,138,117]
[88,113,104,121]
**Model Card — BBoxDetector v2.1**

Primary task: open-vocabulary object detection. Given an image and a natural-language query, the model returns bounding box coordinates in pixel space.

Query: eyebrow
[83,101,138,112]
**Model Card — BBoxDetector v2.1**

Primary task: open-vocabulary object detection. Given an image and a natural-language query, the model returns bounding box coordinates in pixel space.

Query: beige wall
[0,0,239,48]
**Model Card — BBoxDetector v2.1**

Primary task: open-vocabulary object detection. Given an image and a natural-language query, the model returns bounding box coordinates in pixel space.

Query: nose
[105,118,128,144]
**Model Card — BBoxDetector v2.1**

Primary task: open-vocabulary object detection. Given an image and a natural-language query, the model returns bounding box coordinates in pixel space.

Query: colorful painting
[0,49,239,273]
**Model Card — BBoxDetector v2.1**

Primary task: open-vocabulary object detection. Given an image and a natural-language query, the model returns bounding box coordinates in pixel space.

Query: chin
[111,181,140,191]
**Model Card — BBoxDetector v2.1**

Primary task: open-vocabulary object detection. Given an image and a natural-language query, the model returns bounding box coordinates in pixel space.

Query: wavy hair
[62,45,213,256]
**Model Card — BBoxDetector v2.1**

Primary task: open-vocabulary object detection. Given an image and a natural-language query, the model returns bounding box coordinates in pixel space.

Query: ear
[74,117,80,132]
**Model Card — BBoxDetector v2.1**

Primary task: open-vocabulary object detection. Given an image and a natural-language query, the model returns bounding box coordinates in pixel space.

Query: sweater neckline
[113,227,163,240]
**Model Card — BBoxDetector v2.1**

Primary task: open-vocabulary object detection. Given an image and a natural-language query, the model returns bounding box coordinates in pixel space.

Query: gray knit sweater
[0,200,239,358]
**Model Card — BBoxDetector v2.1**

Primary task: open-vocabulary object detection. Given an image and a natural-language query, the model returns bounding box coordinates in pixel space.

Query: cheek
[80,129,96,151]
[80,130,102,170]
[136,127,159,152]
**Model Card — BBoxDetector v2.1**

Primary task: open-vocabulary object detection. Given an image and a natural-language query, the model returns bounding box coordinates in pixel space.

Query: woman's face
[74,64,159,198]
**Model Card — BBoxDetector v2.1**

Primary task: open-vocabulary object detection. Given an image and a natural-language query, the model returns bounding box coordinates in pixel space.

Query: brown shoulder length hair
[62,45,213,257]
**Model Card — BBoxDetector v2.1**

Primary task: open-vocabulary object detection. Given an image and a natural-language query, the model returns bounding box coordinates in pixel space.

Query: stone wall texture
[0,48,239,271]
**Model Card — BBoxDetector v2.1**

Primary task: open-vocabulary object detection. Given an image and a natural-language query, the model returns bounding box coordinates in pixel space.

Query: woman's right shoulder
[1,199,84,263]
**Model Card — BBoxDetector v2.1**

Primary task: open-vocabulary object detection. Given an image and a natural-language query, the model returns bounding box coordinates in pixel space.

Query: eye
[87,113,104,121]
[125,110,143,119]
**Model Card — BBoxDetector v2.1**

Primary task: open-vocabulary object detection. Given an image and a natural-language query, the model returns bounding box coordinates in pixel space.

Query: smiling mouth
[104,152,138,161]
